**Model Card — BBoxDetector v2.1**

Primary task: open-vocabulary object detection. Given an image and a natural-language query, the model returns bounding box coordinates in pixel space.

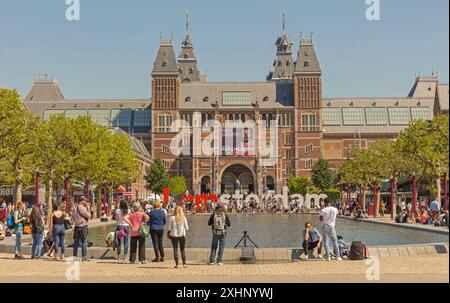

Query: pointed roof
[294,34,321,75]
[178,10,201,83]
[271,13,294,81]
[152,39,179,75]
[24,75,65,101]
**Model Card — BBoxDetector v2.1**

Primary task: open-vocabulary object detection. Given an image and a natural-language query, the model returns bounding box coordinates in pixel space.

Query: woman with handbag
[168,206,189,269]
[114,201,132,260]
[49,204,67,261]
[128,202,149,264]
[29,206,45,259]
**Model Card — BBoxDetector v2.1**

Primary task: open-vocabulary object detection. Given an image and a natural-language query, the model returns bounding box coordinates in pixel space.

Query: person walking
[168,206,189,269]
[49,204,67,261]
[128,202,149,264]
[113,201,132,260]
[149,201,166,262]
[13,201,27,259]
[319,198,342,261]
[71,196,91,261]
[208,202,231,266]
[29,206,45,259]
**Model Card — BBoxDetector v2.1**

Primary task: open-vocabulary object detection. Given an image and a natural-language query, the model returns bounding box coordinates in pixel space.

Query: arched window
[241,114,245,123]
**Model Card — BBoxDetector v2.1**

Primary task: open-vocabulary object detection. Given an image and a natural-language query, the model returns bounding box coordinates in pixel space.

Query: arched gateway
[220,163,255,194]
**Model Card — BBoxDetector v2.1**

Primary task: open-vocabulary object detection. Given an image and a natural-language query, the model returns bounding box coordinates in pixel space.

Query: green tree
[311,156,335,191]
[287,176,313,196]
[0,88,40,203]
[145,159,169,200]
[168,176,187,200]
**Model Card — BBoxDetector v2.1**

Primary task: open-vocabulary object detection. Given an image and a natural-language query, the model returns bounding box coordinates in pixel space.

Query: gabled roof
[294,37,321,75]
[152,40,179,75]
[24,75,65,101]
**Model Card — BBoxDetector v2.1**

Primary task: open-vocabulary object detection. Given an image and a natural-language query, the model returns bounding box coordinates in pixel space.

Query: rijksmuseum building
[21,17,449,197]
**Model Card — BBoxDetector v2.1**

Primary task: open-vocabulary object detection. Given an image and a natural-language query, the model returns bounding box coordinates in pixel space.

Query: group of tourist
[395,197,449,227]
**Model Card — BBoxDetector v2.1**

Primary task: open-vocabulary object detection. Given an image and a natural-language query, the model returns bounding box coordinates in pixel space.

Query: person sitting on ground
[105,231,115,248]
[434,210,448,227]
[337,235,350,258]
[301,222,323,260]
[101,211,108,222]
[395,210,408,223]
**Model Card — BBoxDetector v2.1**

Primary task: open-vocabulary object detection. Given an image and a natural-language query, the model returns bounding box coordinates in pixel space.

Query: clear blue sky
[0,0,448,99]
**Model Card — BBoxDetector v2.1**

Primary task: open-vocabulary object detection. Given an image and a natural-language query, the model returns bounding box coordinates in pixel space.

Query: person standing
[149,201,166,262]
[208,202,231,266]
[113,201,132,260]
[319,198,342,262]
[29,206,45,259]
[168,206,189,269]
[13,202,27,259]
[128,203,149,264]
[71,196,91,261]
[49,204,67,261]
[429,197,441,222]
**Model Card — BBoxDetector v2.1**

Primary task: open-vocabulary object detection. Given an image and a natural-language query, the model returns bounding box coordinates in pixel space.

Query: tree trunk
[14,168,23,204]
[108,186,113,216]
[375,185,381,217]
[362,189,367,212]
[436,174,442,204]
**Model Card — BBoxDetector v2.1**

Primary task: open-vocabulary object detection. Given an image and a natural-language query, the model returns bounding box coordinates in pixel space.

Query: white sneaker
[317,255,324,260]
[218,262,224,266]
[337,257,343,261]
[327,257,332,261]
[301,254,309,260]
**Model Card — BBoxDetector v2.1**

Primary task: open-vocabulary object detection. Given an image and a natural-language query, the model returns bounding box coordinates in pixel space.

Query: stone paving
[0,253,447,283]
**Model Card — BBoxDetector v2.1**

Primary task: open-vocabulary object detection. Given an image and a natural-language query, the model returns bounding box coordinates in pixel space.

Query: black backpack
[348,241,367,260]
[32,218,45,234]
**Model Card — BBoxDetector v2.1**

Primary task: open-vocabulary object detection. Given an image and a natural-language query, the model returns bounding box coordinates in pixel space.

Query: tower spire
[282,12,286,33]
[185,9,190,34]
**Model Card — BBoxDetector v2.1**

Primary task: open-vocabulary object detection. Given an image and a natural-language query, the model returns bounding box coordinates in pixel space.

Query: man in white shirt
[319,198,342,261]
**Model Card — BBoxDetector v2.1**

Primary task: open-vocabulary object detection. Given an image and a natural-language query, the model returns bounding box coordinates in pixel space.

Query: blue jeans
[32,233,43,258]
[14,229,23,254]
[116,225,130,256]
[73,226,88,258]
[322,224,340,258]
[209,234,226,263]
[53,224,66,255]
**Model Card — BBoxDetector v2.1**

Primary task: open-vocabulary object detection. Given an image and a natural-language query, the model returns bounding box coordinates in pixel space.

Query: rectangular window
[301,113,318,132]
[88,109,110,126]
[285,150,292,160]
[285,133,292,145]
[411,107,431,121]
[305,159,313,169]
[322,108,341,126]
[388,107,411,125]
[157,114,172,132]
[65,109,87,120]
[342,107,365,126]
[44,110,65,120]
[134,109,151,127]
[365,107,388,125]
[162,145,170,154]
[305,144,313,154]
[285,163,292,175]
[111,109,132,127]
[162,160,170,169]
[222,91,252,106]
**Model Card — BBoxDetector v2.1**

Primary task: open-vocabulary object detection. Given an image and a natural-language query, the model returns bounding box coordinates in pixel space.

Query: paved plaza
[0,253,447,283]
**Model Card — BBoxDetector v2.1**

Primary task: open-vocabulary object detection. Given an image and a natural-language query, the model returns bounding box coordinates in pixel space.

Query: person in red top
[128,202,149,264]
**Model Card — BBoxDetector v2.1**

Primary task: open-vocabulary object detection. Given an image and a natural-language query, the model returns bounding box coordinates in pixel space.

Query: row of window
[284,159,314,174]
[43,109,151,127]
[178,112,294,128]
[322,107,431,126]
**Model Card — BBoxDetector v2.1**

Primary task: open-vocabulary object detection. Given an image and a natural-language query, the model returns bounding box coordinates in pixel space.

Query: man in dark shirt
[208,202,231,266]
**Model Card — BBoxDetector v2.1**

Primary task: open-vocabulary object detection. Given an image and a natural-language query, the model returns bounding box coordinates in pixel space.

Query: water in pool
[84,214,449,248]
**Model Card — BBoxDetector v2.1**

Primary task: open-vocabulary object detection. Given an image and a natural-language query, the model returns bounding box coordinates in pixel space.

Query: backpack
[138,214,150,238]
[32,218,45,234]
[348,241,367,260]
[6,212,15,229]
[213,212,226,235]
